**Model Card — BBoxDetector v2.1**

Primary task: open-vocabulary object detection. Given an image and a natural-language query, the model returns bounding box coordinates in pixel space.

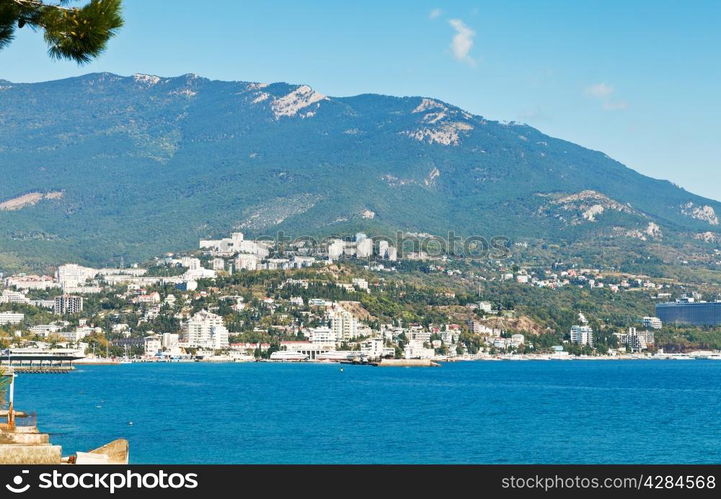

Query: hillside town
[1,231,720,367]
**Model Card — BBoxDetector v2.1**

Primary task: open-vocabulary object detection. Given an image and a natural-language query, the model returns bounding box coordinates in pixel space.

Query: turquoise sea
[13,360,721,464]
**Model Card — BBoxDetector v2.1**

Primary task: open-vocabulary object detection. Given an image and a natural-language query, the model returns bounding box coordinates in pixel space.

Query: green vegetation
[0,368,9,408]
[1,73,720,274]
[0,0,123,63]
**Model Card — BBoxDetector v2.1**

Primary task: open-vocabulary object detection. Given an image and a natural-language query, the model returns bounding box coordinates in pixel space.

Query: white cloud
[585,83,614,98]
[585,82,628,111]
[429,8,442,20]
[448,19,476,66]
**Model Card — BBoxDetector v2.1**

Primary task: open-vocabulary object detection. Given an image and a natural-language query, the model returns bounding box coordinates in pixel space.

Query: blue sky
[1,0,719,200]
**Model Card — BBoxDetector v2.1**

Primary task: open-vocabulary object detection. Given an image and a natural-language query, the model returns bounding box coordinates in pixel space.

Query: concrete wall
[0,444,62,464]
[0,432,49,444]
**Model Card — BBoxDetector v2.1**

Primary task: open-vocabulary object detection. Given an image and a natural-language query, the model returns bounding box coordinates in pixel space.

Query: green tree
[0,368,9,408]
[0,0,123,63]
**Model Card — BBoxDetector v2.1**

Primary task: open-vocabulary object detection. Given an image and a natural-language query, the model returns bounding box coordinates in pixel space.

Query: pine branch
[0,0,123,63]
[10,0,74,11]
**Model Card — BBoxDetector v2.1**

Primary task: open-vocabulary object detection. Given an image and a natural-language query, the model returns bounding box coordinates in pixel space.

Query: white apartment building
[494,334,525,350]
[235,254,258,271]
[134,292,161,305]
[97,267,146,277]
[352,278,369,291]
[380,325,405,341]
[0,312,24,325]
[54,295,84,314]
[4,275,59,290]
[112,323,131,334]
[176,257,216,280]
[308,326,336,346]
[309,298,331,307]
[29,323,64,337]
[183,267,216,280]
[493,337,510,349]
[291,256,316,268]
[200,232,243,253]
[184,310,229,350]
[360,337,386,360]
[440,329,460,344]
[616,327,655,352]
[642,316,663,330]
[0,290,30,304]
[180,257,202,270]
[409,328,432,343]
[570,325,594,347]
[329,306,359,342]
[356,237,373,259]
[404,339,435,359]
[102,274,159,287]
[343,243,357,257]
[161,332,181,354]
[200,232,270,258]
[58,326,96,342]
[377,240,398,261]
[280,341,333,360]
[56,264,96,288]
[386,246,398,261]
[356,323,373,337]
[328,239,345,260]
[265,258,290,270]
[144,335,162,357]
[378,240,390,259]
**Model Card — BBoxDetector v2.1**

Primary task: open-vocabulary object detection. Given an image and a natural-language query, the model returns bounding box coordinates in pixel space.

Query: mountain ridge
[0,72,719,270]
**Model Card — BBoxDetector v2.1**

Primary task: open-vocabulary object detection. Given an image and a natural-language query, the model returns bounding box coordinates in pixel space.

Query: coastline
[73,350,721,366]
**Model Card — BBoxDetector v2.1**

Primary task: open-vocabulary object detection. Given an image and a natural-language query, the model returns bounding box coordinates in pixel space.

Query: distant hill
[0,72,719,270]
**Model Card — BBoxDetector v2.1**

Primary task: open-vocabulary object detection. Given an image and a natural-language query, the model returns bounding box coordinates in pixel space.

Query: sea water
[13,360,721,464]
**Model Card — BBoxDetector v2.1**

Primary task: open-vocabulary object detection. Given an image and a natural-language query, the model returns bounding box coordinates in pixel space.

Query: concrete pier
[5,366,74,374]
[0,424,62,464]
